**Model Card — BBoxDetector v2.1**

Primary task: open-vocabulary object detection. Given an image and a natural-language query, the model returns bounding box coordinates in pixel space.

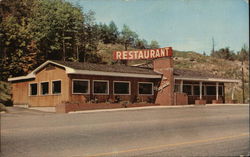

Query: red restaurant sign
[113,47,172,60]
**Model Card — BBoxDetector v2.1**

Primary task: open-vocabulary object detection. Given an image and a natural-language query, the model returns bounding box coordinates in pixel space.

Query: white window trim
[72,79,90,94]
[40,81,50,96]
[93,80,109,95]
[113,81,131,95]
[29,82,38,96]
[138,82,154,95]
[51,80,62,95]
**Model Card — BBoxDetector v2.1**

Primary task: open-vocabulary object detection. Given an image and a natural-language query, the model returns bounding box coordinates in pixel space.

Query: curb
[68,105,195,114]
[68,104,248,114]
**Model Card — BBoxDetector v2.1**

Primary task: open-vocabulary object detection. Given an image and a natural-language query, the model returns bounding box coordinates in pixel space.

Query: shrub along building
[8,47,240,112]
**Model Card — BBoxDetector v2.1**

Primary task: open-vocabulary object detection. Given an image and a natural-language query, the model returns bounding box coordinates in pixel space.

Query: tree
[30,0,84,61]
[0,0,102,80]
[211,47,236,60]
[149,40,160,49]
[108,21,119,44]
[120,24,138,50]
[0,0,38,80]
[135,39,149,49]
[238,44,249,61]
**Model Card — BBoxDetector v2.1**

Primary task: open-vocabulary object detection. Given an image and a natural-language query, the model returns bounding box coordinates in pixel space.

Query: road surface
[1,105,249,157]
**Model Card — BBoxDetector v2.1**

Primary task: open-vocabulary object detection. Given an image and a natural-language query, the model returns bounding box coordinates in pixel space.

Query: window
[183,85,192,95]
[41,82,49,95]
[52,80,61,94]
[206,86,216,95]
[138,82,153,95]
[93,80,109,94]
[193,85,205,95]
[72,80,89,94]
[206,86,223,96]
[219,86,223,96]
[114,81,130,95]
[29,83,38,96]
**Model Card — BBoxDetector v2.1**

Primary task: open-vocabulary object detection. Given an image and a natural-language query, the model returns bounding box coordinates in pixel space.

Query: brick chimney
[153,57,174,105]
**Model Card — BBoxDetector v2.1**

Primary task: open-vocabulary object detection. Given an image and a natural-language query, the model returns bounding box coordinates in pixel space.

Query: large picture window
[29,83,38,96]
[41,82,49,95]
[138,82,153,95]
[114,81,130,95]
[93,80,109,94]
[52,80,61,94]
[72,80,89,94]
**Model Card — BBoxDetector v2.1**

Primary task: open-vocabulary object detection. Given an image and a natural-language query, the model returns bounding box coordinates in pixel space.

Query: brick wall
[153,57,174,105]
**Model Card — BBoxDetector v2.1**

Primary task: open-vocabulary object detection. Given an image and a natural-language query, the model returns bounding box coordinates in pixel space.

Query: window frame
[193,85,206,96]
[205,85,224,96]
[51,80,62,95]
[29,82,38,96]
[72,79,90,94]
[113,81,131,95]
[138,82,154,95]
[40,81,49,96]
[219,85,224,96]
[93,80,109,95]
[182,84,193,96]
[174,84,181,93]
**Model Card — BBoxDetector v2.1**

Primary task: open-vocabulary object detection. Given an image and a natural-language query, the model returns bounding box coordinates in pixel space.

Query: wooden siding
[12,65,70,107]
[12,81,29,105]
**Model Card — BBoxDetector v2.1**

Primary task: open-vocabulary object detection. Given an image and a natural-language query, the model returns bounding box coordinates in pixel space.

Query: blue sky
[68,0,249,54]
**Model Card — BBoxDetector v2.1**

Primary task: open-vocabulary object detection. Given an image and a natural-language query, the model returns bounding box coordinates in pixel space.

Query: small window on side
[30,83,38,96]
[41,82,49,95]
[52,80,61,94]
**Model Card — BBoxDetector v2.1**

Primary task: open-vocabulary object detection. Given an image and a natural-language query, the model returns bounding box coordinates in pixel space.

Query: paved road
[1,105,249,157]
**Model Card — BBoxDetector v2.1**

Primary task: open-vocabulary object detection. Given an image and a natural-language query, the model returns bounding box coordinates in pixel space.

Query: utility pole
[241,59,245,103]
[212,37,215,55]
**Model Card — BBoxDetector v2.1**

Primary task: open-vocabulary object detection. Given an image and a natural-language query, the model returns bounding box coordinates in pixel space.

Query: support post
[199,82,202,100]
[180,80,183,93]
[232,85,235,100]
[216,82,219,100]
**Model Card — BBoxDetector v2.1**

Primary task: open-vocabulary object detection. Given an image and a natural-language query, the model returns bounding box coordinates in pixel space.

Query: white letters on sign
[113,47,172,60]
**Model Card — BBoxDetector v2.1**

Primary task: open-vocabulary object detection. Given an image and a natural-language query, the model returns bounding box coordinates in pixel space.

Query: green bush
[0,103,7,112]
[0,81,12,106]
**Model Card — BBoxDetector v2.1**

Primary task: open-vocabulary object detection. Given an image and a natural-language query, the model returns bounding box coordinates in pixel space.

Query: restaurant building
[8,47,240,112]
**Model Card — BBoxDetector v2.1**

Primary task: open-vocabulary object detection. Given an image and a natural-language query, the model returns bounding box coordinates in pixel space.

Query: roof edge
[8,75,35,82]
[8,60,71,82]
[174,77,240,83]
[67,69,162,78]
